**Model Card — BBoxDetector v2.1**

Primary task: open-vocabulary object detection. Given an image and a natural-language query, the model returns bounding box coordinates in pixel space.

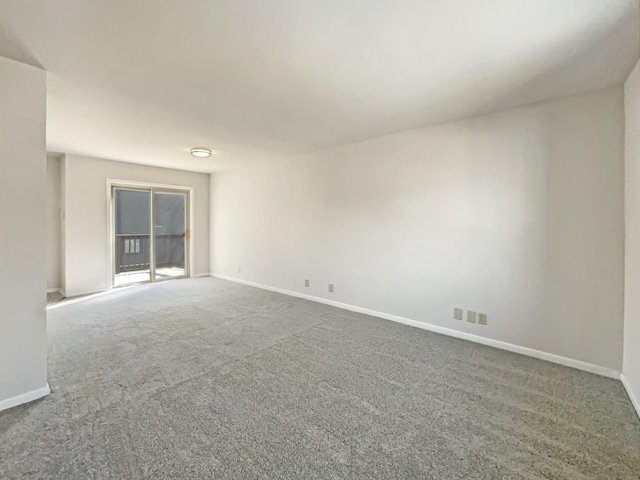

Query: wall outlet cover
[305,279,310,287]
[453,308,463,320]
[478,313,487,325]
[467,310,476,323]
[328,283,334,293]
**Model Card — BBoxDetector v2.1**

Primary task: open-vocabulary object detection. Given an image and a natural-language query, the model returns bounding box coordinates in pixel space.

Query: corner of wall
[60,154,67,295]
[0,56,48,407]
[623,58,640,419]
[209,171,216,275]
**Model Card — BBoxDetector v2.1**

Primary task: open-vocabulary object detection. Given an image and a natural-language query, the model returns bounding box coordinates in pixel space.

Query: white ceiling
[0,0,638,173]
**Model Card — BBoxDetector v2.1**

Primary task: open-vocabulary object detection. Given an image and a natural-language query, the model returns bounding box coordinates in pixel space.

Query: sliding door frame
[150,187,191,283]
[106,178,195,289]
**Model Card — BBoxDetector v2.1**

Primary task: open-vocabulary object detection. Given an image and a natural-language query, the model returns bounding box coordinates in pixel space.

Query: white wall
[62,154,210,297]
[624,60,640,411]
[46,155,61,291]
[0,56,48,406]
[212,86,625,371]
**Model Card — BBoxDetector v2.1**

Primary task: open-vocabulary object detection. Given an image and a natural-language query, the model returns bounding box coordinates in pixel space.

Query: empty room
[2,1,640,478]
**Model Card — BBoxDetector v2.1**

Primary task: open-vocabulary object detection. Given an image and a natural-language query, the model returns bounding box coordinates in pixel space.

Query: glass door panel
[113,188,152,286]
[153,191,188,281]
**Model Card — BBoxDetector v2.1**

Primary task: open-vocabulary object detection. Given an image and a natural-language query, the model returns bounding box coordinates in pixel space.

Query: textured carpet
[1,277,639,479]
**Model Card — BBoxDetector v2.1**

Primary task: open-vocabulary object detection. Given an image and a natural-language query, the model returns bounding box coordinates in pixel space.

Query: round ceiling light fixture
[190,148,212,158]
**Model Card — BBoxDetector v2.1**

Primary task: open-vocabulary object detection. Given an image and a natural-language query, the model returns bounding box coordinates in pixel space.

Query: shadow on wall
[464,4,639,120]
[0,23,42,68]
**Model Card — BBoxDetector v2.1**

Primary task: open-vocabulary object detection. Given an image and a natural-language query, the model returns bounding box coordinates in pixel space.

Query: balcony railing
[115,234,184,274]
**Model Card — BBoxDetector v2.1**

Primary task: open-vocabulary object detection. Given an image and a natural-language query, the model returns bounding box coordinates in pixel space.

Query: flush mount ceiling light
[190,148,212,158]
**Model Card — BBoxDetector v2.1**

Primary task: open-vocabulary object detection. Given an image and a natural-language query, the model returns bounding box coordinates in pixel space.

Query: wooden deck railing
[115,234,184,274]
[115,234,150,273]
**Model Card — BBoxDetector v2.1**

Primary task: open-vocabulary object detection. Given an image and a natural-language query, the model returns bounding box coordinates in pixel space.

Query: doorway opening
[111,183,191,287]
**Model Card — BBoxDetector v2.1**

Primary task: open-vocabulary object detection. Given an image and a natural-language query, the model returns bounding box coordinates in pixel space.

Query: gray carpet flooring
[1,277,639,479]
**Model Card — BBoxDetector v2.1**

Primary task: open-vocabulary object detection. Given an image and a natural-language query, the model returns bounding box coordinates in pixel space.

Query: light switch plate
[478,313,487,325]
[453,308,463,320]
[328,283,334,293]
[467,310,476,323]
[305,279,310,287]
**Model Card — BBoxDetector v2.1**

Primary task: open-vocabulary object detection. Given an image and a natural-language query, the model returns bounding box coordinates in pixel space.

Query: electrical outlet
[453,308,463,320]
[305,279,310,287]
[237,267,241,273]
[467,310,476,323]
[328,283,334,293]
[478,313,487,325]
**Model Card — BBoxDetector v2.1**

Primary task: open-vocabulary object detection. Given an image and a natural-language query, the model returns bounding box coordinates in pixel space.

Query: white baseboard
[47,287,126,310]
[53,276,212,309]
[212,273,620,380]
[0,384,50,412]
[64,288,109,299]
[47,287,61,294]
[621,374,640,419]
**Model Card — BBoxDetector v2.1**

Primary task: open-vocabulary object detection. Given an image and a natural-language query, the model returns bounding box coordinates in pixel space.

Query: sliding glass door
[114,188,152,286]
[112,185,189,287]
[153,190,188,281]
